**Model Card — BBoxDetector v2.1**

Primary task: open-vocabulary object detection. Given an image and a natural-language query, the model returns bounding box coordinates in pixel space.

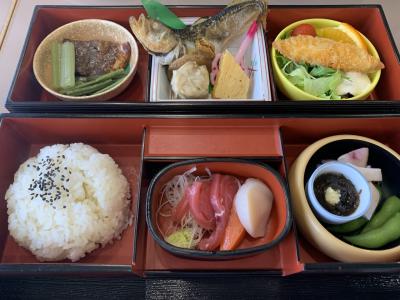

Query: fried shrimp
[273,35,384,73]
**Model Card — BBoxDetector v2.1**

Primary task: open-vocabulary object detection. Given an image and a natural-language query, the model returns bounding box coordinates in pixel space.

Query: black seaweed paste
[313,172,360,216]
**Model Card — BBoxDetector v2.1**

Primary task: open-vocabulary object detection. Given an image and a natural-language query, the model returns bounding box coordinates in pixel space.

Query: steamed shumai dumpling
[171,61,210,99]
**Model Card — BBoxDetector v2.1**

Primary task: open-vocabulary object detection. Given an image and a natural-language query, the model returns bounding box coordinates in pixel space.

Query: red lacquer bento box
[5,5,400,114]
[1,114,400,276]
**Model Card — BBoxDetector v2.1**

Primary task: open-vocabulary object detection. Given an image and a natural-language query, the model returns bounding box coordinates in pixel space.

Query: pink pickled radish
[211,21,258,84]
[235,20,258,70]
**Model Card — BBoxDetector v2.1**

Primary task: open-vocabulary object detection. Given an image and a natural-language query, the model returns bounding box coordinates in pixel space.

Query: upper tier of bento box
[5,4,400,113]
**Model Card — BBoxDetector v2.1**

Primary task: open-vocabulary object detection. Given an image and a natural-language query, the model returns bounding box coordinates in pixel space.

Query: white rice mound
[5,143,131,262]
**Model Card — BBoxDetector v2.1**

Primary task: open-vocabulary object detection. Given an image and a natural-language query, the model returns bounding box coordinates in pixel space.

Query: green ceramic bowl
[271,18,382,101]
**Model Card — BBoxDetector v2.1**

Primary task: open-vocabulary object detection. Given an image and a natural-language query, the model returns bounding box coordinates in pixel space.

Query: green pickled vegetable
[328,217,368,234]
[51,42,61,89]
[60,41,75,89]
[165,228,195,249]
[362,195,400,233]
[344,212,400,249]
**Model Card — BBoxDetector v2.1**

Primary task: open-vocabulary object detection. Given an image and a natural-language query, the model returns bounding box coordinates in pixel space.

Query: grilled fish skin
[172,0,266,45]
[273,35,384,73]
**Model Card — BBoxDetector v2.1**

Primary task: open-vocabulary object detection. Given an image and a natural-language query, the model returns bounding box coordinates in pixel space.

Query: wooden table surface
[1,1,400,298]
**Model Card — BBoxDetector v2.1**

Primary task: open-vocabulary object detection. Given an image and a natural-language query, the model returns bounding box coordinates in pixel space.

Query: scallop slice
[234,178,274,238]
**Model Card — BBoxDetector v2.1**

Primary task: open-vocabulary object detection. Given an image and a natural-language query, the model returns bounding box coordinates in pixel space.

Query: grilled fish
[129,0,267,63]
[272,35,384,73]
[171,0,266,46]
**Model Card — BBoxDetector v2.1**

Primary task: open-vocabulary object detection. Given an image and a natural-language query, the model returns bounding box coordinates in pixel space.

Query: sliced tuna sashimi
[199,174,239,251]
[188,181,216,230]
[338,148,369,168]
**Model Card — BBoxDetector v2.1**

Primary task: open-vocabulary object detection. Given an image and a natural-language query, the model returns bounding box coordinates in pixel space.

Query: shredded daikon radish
[163,166,197,208]
[205,167,212,178]
[180,213,205,247]
[156,166,209,248]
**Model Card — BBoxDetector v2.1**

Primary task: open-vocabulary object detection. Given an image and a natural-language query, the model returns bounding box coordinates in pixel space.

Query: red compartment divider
[145,126,282,158]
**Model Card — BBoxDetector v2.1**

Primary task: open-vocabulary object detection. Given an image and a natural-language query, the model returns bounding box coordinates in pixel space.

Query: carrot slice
[220,204,246,251]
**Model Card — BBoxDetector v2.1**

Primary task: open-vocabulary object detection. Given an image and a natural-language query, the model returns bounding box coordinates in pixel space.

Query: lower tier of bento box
[5,5,400,114]
[0,115,400,276]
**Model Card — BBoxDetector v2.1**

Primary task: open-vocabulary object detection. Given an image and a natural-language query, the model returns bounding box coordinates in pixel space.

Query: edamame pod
[344,212,400,249]
[362,196,400,233]
[327,217,367,234]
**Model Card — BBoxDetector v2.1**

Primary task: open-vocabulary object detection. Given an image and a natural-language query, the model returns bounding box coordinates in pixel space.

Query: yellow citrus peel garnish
[317,22,368,51]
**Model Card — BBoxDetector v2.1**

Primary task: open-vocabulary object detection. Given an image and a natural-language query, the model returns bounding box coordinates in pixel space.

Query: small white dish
[306,161,371,224]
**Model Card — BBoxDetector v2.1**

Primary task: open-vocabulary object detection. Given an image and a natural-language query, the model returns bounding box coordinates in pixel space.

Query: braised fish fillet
[72,40,131,77]
[272,35,384,73]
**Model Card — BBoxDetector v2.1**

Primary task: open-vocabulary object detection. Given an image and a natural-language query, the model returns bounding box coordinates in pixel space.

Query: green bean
[64,79,113,96]
[60,69,126,93]
[327,217,368,234]
[94,77,125,95]
[343,212,400,249]
[362,196,400,233]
